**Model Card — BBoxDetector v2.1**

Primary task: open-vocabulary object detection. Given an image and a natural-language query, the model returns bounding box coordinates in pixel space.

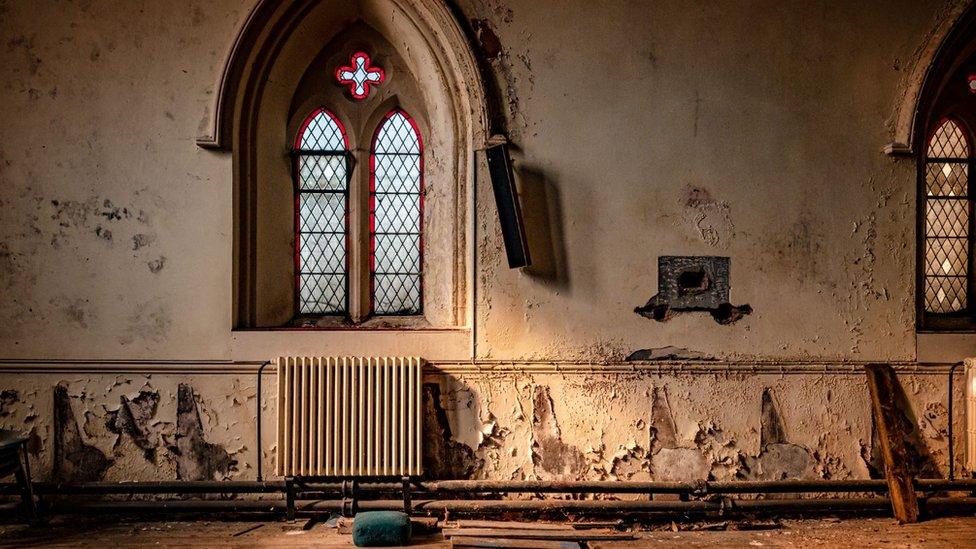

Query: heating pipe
[947,360,964,480]
[41,497,976,517]
[254,360,273,482]
[5,478,975,496]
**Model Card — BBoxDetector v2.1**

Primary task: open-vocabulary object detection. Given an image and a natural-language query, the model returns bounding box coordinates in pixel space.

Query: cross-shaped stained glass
[336,52,385,100]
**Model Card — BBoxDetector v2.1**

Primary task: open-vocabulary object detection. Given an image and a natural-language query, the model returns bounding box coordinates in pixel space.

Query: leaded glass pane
[925,162,968,196]
[928,119,970,159]
[370,111,422,315]
[299,111,346,150]
[926,199,969,238]
[299,155,347,191]
[298,274,346,314]
[296,109,348,315]
[925,276,967,313]
[925,238,969,277]
[924,118,972,315]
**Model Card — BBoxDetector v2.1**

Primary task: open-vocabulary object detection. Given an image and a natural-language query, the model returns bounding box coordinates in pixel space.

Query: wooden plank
[443,519,622,530]
[451,536,580,548]
[864,363,920,523]
[442,520,574,530]
[442,528,635,541]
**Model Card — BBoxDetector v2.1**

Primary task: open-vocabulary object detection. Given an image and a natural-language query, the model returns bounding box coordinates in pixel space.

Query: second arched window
[370,110,423,315]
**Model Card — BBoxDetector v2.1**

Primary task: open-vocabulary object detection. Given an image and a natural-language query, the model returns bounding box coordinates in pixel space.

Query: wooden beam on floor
[451,537,580,548]
[864,363,919,523]
[441,528,635,541]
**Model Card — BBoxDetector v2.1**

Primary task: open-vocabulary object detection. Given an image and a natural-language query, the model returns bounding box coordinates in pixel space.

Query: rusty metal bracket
[285,477,296,521]
[402,476,412,514]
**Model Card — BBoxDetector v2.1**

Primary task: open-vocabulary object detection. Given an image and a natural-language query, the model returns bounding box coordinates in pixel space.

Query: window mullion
[348,147,371,322]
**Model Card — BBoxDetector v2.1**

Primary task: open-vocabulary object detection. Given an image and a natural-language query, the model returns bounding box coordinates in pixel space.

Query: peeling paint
[170,384,236,481]
[422,383,482,479]
[53,383,111,482]
[531,385,587,479]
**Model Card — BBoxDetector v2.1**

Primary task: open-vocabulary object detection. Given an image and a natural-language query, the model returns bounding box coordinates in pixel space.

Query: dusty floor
[0,516,974,548]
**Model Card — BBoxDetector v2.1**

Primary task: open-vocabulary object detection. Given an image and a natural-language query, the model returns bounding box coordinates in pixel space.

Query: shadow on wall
[516,166,570,291]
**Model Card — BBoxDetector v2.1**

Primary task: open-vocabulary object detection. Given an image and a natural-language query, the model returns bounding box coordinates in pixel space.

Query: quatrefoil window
[335,52,385,100]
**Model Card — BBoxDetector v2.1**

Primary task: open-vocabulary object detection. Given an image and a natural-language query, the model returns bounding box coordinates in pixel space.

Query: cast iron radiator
[275,356,424,477]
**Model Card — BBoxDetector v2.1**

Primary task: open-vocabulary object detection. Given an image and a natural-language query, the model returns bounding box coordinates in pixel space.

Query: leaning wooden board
[864,363,920,523]
[442,528,635,541]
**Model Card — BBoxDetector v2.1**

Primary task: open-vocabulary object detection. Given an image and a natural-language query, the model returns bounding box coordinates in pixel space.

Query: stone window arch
[908,4,976,330]
[199,0,489,330]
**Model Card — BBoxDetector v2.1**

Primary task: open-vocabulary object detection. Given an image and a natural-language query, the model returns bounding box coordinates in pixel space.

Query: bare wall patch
[170,384,236,481]
[53,383,112,482]
[531,385,587,479]
[421,383,482,479]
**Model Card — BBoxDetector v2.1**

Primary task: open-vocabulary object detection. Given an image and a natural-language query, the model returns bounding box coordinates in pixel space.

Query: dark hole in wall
[677,268,709,296]
[635,256,751,324]
[0,389,18,417]
[471,18,502,60]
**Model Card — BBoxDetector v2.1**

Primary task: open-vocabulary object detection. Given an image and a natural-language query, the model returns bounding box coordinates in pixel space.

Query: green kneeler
[352,511,412,547]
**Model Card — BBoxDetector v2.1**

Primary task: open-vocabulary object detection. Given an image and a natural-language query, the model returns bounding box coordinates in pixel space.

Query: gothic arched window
[293,109,350,315]
[370,110,423,315]
[923,118,972,317]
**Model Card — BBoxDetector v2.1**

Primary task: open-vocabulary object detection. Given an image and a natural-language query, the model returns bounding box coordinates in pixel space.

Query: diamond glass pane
[926,199,969,238]
[299,110,346,151]
[927,119,970,159]
[373,274,421,315]
[925,237,969,277]
[374,194,420,233]
[370,111,422,315]
[374,154,421,193]
[299,233,345,274]
[299,274,346,314]
[295,108,349,315]
[925,162,968,196]
[373,112,421,154]
[299,155,347,191]
[299,193,345,234]
[925,276,967,313]
[374,234,421,274]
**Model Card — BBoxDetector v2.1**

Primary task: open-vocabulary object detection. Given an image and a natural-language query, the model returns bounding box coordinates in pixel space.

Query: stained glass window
[294,109,349,314]
[370,110,423,315]
[924,118,971,314]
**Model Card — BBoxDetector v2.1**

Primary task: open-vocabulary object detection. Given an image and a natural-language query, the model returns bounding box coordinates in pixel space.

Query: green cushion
[352,511,412,547]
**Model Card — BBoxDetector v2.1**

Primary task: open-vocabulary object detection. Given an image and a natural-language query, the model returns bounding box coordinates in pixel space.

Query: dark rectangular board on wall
[485,143,531,269]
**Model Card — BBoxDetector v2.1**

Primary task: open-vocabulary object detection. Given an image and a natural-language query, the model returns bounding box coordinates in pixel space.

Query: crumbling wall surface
[460,0,942,361]
[0,373,271,483]
[0,0,961,361]
[0,367,963,482]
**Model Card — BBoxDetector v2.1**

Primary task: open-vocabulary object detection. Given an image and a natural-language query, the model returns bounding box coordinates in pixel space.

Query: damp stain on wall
[170,384,237,481]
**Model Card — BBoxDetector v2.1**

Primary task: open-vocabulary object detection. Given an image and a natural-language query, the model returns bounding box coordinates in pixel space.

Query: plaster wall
[0,0,973,483]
